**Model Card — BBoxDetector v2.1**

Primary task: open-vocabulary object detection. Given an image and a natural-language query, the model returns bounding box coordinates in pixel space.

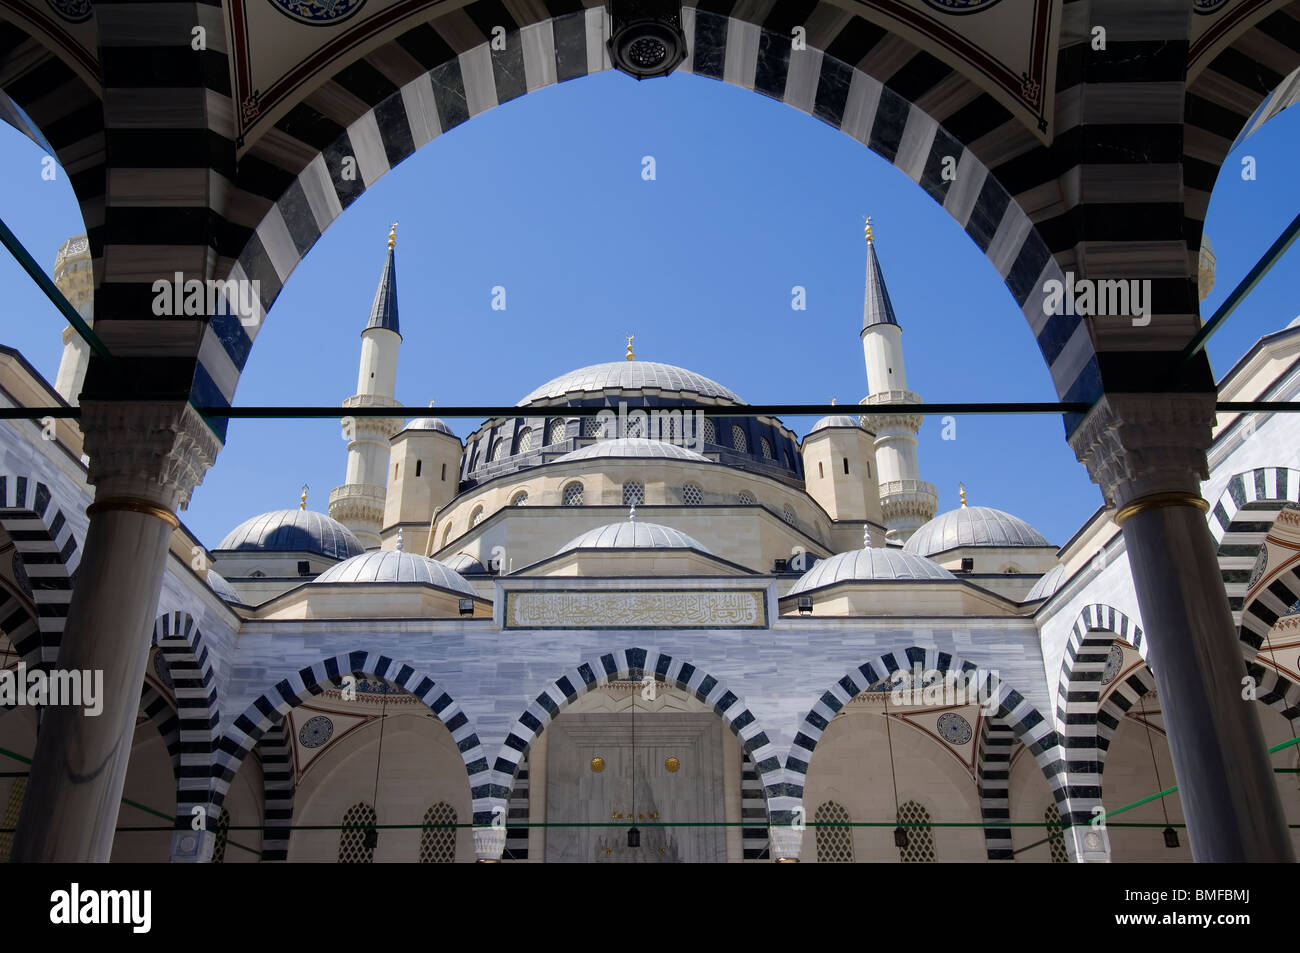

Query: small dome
[1024,564,1067,601]
[904,506,1051,557]
[440,552,488,575]
[555,437,709,464]
[206,569,241,603]
[557,520,710,555]
[788,548,954,594]
[809,415,862,434]
[401,416,455,436]
[216,509,364,561]
[313,550,475,596]
[518,361,742,406]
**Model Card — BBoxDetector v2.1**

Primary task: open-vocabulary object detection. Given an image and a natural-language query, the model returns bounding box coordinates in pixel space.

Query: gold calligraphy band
[775,857,800,863]
[1114,491,1210,527]
[87,496,180,529]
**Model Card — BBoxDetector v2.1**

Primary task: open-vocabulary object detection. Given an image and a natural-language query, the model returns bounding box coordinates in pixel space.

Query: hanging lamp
[884,680,907,849]
[1138,692,1178,849]
[363,692,387,851]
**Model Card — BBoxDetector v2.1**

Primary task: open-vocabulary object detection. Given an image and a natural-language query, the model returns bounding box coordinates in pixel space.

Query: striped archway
[257,720,294,863]
[213,651,486,859]
[788,646,1070,861]
[0,474,81,668]
[492,645,779,858]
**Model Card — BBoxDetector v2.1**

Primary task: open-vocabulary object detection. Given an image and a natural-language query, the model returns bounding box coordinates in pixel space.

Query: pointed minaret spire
[862,218,899,332]
[365,223,400,337]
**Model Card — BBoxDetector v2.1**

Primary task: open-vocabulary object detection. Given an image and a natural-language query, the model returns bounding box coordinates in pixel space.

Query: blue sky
[2,69,1297,551]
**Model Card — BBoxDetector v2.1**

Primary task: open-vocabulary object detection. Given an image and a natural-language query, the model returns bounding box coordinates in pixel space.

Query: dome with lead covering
[904,506,1051,557]
[206,570,241,603]
[312,550,474,595]
[518,361,742,406]
[809,415,863,434]
[787,548,954,594]
[216,510,364,561]
[440,552,488,575]
[401,417,455,436]
[554,438,709,463]
[557,520,710,555]
[1024,564,1067,601]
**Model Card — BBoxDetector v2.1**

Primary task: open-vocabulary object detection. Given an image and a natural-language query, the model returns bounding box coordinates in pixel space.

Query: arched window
[896,800,936,862]
[1044,803,1069,863]
[415,459,422,477]
[760,436,774,460]
[420,801,457,863]
[516,427,533,453]
[510,491,529,506]
[469,506,485,527]
[623,481,644,506]
[731,425,747,453]
[442,523,453,546]
[546,418,567,445]
[563,482,584,506]
[818,461,824,478]
[249,569,266,578]
[814,800,854,863]
[338,802,377,863]
[701,418,716,444]
[738,491,755,505]
[682,484,702,506]
[211,807,231,863]
[490,438,507,462]
[782,504,796,525]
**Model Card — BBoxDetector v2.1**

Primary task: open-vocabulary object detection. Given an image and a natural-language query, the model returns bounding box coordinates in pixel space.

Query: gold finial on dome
[626,334,635,361]
[387,222,397,250]
[300,484,309,510]
[959,482,967,508]
[864,216,874,244]
[831,397,837,406]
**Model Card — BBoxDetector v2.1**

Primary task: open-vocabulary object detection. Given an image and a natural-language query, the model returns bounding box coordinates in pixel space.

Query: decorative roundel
[153,653,174,691]
[936,712,973,745]
[298,715,334,748]
[267,0,367,27]
[922,0,1006,14]
[1284,597,1300,619]
[1248,548,1269,589]
[1100,645,1124,685]
[1193,0,1230,14]
[45,0,93,24]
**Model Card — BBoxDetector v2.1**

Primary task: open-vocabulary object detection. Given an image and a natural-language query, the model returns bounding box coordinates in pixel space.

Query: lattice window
[510,491,529,506]
[582,416,606,437]
[626,415,643,437]
[623,481,644,506]
[490,438,506,462]
[738,491,755,505]
[731,425,747,453]
[338,802,377,863]
[0,778,26,861]
[701,418,716,444]
[897,800,936,862]
[760,436,773,460]
[516,427,533,453]
[211,807,231,863]
[682,484,703,505]
[814,800,854,863]
[420,801,458,863]
[563,483,584,506]
[782,504,796,525]
[1044,803,1069,863]
[547,418,567,445]
[469,506,485,527]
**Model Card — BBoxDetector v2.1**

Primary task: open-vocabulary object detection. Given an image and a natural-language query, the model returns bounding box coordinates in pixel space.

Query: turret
[857,219,936,543]
[801,407,885,548]
[329,224,404,549]
[382,411,465,552]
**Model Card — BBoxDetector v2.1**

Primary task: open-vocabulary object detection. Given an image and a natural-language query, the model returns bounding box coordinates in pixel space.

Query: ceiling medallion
[267,0,368,28]
[936,712,973,745]
[1193,0,1230,14]
[665,756,680,773]
[591,756,606,773]
[45,0,92,24]
[921,0,1007,14]
[298,714,334,748]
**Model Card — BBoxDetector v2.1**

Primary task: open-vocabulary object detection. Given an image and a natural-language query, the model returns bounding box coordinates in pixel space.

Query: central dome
[518,361,742,406]
[555,438,709,463]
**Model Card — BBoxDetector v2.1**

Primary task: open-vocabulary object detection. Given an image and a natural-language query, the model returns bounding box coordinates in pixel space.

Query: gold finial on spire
[831,397,837,406]
[626,334,635,361]
[864,216,874,244]
[387,221,398,250]
[428,400,435,408]
[959,482,967,508]
[300,484,309,510]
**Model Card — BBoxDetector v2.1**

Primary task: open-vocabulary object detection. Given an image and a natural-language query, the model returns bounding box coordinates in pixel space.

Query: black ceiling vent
[607,0,688,80]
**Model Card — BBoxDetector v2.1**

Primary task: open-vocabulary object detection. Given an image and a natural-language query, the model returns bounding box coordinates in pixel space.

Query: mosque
[1,221,1297,864]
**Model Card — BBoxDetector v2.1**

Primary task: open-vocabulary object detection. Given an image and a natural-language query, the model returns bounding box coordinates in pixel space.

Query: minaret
[51,235,94,405]
[329,224,405,550]
[857,219,937,543]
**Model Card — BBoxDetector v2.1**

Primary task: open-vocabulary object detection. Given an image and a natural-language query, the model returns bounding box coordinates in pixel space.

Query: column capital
[80,400,221,512]
[1068,392,1215,510]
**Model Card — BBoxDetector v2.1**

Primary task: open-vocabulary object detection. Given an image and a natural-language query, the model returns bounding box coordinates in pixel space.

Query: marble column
[1071,393,1294,861]
[10,401,219,862]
